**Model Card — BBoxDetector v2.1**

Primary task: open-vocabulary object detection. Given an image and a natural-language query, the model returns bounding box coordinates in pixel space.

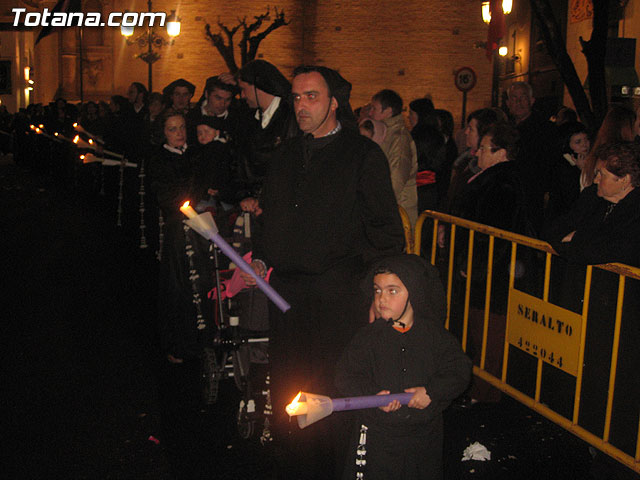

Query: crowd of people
[6,60,640,479]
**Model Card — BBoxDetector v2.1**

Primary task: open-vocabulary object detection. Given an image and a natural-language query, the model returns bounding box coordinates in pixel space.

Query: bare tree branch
[204,6,289,72]
[247,7,290,63]
[529,0,595,131]
[204,18,239,73]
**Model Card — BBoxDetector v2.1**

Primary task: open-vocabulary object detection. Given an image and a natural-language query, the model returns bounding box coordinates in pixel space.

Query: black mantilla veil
[363,254,446,326]
[292,65,358,132]
[237,59,291,99]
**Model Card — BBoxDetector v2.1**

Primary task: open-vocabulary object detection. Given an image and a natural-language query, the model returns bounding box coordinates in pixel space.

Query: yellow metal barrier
[397,205,413,254]
[415,209,640,474]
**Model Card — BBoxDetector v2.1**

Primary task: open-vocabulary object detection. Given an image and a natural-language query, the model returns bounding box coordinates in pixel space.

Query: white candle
[286,401,308,416]
[180,201,198,219]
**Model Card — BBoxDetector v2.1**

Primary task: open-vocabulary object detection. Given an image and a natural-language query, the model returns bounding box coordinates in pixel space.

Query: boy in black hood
[335,254,471,480]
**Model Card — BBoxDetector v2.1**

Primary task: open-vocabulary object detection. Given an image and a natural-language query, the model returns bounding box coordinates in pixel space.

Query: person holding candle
[241,65,404,478]
[147,110,202,364]
[335,254,471,480]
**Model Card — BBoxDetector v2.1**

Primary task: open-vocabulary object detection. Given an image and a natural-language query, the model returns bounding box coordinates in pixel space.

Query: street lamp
[481,0,512,24]
[120,1,181,92]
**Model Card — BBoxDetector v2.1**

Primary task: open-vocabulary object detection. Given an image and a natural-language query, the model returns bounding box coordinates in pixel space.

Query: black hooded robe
[335,255,472,480]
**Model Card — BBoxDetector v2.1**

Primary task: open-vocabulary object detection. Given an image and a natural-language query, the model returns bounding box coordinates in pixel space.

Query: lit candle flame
[73,135,79,144]
[38,124,44,129]
[73,122,78,128]
[285,392,307,416]
[179,201,198,219]
[54,132,59,136]
[29,124,35,130]
[88,139,94,145]
[35,128,41,134]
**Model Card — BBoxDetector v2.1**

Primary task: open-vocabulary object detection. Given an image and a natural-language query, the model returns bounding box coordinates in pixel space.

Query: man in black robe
[243,65,405,479]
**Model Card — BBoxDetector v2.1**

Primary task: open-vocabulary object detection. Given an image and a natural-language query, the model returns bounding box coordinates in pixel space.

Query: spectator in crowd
[370,89,418,225]
[235,59,299,202]
[358,118,387,146]
[243,65,404,479]
[409,99,444,214]
[127,81,148,120]
[551,106,578,126]
[546,141,640,266]
[434,108,458,203]
[190,115,235,209]
[162,78,196,115]
[336,254,471,480]
[506,81,555,235]
[450,123,530,403]
[188,74,242,145]
[546,121,590,223]
[408,97,435,130]
[446,108,506,213]
[582,104,636,188]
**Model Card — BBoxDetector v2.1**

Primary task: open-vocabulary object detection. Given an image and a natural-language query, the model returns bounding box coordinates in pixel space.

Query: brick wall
[301,0,493,127]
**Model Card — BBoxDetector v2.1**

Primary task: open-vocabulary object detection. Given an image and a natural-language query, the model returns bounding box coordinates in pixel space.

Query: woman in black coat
[147,110,200,363]
[449,123,532,402]
[544,142,640,454]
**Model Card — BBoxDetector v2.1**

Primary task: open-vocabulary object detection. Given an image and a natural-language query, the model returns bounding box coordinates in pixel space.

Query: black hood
[238,60,291,98]
[362,254,446,325]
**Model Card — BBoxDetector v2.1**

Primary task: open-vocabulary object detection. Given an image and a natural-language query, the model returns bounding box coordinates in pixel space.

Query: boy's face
[373,273,414,328]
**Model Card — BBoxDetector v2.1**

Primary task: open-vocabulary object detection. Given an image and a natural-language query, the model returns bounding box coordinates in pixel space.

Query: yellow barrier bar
[535,252,553,403]
[414,211,428,256]
[480,236,495,370]
[543,252,552,302]
[603,275,626,442]
[398,205,413,254]
[416,210,640,281]
[419,210,554,252]
[573,265,593,425]
[474,367,640,473]
[461,230,474,351]
[501,242,518,383]
[445,224,456,331]
[430,218,439,263]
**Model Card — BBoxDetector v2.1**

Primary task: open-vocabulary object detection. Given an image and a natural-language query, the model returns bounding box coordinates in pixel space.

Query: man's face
[238,79,258,109]
[127,84,139,104]
[506,86,534,123]
[171,86,192,111]
[369,99,391,122]
[292,71,337,137]
[464,118,480,150]
[206,88,233,116]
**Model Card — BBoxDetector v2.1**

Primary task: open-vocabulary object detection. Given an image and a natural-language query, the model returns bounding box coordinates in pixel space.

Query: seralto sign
[507,289,583,376]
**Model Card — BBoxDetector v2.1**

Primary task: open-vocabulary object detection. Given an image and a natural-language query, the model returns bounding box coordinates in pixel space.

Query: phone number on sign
[515,336,564,369]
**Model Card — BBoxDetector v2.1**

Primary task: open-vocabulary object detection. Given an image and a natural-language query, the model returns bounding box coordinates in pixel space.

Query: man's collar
[323,121,342,137]
[163,143,187,154]
[255,96,281,129]
[201,99,229,119]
